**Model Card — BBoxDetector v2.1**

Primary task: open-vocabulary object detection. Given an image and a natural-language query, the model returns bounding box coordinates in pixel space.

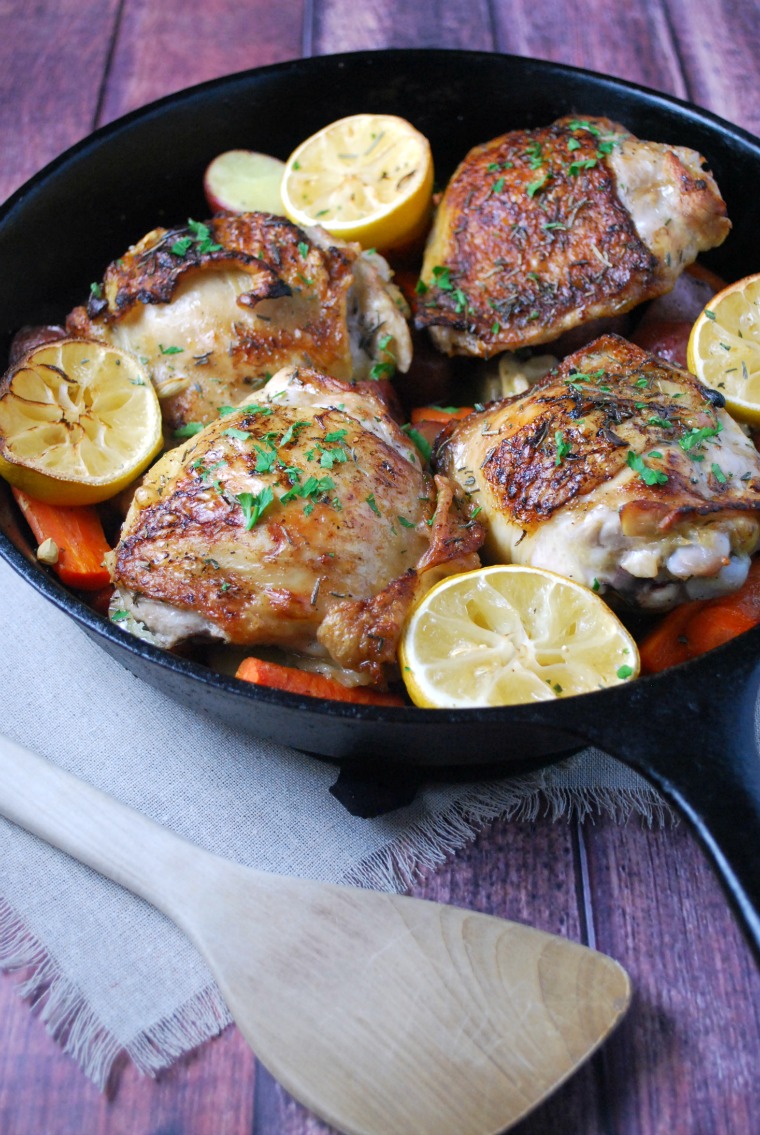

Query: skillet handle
[574,628,760,963]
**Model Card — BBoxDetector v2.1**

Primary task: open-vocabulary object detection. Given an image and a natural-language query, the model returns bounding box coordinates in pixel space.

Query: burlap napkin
[0,556,665,1086]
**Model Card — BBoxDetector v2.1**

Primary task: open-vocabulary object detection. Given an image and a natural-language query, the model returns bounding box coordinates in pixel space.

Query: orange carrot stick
[410,405,474,425]
[639,558,760,674]
[12,488,112,591]
[235,657,406,706]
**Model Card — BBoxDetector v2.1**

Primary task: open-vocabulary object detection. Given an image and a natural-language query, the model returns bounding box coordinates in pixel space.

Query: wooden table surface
[1,1,759,1133]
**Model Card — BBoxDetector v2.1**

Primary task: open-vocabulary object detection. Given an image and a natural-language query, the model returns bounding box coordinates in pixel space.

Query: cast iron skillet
[2,49,760,958]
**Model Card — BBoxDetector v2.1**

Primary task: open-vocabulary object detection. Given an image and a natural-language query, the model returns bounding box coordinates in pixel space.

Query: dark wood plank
[582,814,760,1135]
[0,0,120,201]
[664,0,760,134]
[0,972,256,1135]
[490,0,688,98]
[97,0,306,126]
[312,0,494,52]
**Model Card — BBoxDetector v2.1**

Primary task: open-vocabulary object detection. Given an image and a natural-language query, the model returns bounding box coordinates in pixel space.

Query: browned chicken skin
[109,367,483,683]
[417,116,730,357]
[435,335,760,610]
[67,213,411,433]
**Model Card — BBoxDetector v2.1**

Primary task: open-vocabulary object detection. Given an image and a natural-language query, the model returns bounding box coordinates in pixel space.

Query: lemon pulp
[687,272,760,424]
[0,338,163,505]
[400,565,639,709]
[281,113,434,251]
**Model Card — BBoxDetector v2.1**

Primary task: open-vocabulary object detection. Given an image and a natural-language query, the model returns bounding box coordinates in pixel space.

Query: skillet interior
[2,48,760,773]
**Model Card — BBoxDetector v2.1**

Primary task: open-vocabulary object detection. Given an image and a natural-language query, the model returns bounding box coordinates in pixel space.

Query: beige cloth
[0,557,665,1085]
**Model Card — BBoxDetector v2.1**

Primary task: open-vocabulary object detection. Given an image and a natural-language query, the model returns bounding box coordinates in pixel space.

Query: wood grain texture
[97,0,307,126]
[664,0,760,135]
[0,0,119,199]
[582,814,760,1135]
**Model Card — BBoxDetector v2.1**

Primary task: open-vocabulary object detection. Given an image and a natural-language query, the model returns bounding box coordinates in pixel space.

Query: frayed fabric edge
[341,777,674,893]
[0,894,230,1088]
[0,779,672,1088]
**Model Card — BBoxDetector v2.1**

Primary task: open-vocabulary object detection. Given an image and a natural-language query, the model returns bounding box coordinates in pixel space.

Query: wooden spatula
[0,734,630,1135]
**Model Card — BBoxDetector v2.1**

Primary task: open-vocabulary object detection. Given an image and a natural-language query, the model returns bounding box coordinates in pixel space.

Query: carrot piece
[410,405,474,425]
[12,488,112,591]
[639,558,760,674]
[235,657,406,706]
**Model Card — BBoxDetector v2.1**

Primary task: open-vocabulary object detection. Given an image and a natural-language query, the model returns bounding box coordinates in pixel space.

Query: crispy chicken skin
[67,213,411,433]
[417,116,730,357]
[435,335,760,610]
[109,367,482,683]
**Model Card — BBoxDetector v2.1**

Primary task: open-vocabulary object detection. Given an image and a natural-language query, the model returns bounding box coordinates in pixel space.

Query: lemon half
[281,113,434,251]
[0,339,162,505]
[400,565,639,709]
[687,272,760,424]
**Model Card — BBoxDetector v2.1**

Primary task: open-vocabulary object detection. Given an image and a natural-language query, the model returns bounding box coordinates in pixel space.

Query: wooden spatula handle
[0,734,212,919]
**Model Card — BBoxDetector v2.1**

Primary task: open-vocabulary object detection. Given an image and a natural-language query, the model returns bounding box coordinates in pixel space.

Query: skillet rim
[2,46,760,745]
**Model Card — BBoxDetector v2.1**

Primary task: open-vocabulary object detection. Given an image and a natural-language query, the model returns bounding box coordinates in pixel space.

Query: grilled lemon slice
[0,338,162,505]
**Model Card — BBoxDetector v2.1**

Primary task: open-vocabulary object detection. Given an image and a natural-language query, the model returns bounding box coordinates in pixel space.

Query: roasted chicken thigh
[109,367,482,682]
[417,116,730,357]
[435,335,760,610]
[67,213,411,433]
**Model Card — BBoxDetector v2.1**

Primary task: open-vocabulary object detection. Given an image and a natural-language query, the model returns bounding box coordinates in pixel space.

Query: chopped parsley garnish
[235,487,274,529]
[397,515,415,529]
[222,427,250,441]
[711,462,728,483]
[366,493,381,516]
[159,343,183,355]
[627,450,668,485]
[297,241,309,259]
[555,430,571,465]
[401,424,432,463]
[171,219,223,258]
[279,419,309,446]
[280,474,335,505]
[90,281,103,298]
[431,265,453,291]
[616,665,634,680]
[678,424,722,452]
[174,422,204,438]
[254,443,278,474]
[110,609,129,622]
[526,171,550,198]
[568,157,598,175]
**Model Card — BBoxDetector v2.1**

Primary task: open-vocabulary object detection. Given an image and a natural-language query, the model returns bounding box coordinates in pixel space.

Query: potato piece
[204,150,286,215]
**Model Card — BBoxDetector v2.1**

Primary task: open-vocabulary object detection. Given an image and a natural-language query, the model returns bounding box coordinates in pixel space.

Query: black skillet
[2,49,760,958]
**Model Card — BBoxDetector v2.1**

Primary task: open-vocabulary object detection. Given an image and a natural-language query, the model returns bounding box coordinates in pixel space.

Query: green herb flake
[616,665,634,680]
[401,424,432,463]
[173,422,205,438]
[432,265,453,291]
[555,430,571,465]
[592,578,600,592]
[235,487,274,530]
[366,493,381,516]
[678,424,722,452]
[297,241,309,259]
[397,515,415,529]
[159,343,183,355]
[110,609,130,623]
[222,427,251,441]
[89,281,103,298]
[711,462,728,483]
[627,450,668,485]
